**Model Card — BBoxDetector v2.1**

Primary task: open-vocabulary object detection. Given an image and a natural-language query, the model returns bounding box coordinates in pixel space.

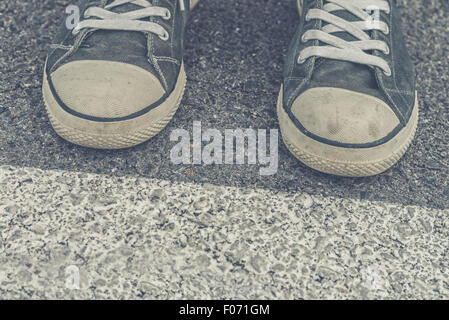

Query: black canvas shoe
[278,0,418,177]
[43,0,199,149]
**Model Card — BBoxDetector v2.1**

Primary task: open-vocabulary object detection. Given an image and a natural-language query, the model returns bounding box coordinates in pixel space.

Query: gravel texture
[0,0,448,300]
[0,0,449,208]
[0,0,448,209]
[1,165,448,299]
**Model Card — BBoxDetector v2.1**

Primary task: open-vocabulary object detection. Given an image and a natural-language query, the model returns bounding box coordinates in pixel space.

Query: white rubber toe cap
[50,60,165,119]
[291,87,400,145]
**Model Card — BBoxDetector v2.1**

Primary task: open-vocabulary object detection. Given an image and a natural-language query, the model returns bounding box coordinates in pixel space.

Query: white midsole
[277,86,419,176]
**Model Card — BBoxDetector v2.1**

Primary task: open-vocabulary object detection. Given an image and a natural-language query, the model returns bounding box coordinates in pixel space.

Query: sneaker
[43,0,199,149]
[278,0,418,177]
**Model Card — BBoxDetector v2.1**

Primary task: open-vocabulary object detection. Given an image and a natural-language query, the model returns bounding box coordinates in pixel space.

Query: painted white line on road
[0,165,448,299]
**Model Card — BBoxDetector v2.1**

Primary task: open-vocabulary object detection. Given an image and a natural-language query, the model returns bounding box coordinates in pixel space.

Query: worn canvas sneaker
[278,0,418,177]
[43,0,199,149]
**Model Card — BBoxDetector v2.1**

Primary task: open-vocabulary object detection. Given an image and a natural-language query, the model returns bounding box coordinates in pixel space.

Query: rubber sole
[43,64,186,149]
[277,86,419,177]
[43,0,198,150]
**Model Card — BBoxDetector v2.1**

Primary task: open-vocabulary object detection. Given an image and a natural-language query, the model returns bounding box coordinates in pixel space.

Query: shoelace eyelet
[301,34,309,43]
[159,31,170,41]
[163,9,171,20]
[72,26,81,36]
[297,55,306,64]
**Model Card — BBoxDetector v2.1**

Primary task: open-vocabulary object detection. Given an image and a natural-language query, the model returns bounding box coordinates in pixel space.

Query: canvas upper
[282,0,416,148]
[45,0,191,122]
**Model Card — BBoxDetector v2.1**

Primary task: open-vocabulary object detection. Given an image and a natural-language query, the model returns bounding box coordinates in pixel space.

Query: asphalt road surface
[0,0,448,299]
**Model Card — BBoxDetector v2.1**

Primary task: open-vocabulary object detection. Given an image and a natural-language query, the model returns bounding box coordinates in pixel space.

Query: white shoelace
[299,0,392,76]
[73,0,187,40]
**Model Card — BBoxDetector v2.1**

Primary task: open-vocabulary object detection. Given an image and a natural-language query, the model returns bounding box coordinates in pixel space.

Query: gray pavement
[1,165,448,299]
[0,0,448,299]
[0,0,447,209]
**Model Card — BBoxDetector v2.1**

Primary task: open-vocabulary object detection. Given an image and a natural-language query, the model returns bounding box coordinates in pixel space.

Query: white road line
[0,165,448,299]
